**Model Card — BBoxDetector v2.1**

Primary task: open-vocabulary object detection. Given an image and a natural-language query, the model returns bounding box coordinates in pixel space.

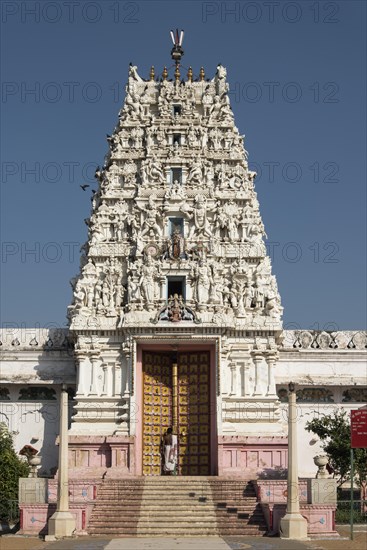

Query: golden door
[142,351,211,476]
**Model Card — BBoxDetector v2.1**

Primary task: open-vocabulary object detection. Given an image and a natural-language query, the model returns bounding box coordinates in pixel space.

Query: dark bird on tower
[80,184,90,191]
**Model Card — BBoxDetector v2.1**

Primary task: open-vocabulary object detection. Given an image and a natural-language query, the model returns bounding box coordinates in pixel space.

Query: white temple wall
[0,385,73,476]
[0,329,365,477]
[278,402,362,479]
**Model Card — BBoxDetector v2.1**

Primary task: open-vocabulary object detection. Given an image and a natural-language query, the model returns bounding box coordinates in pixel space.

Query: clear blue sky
[1,0,366,330]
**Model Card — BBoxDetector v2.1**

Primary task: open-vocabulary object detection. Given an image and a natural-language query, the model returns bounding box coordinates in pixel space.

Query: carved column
[280,383,308,539]
[101,363,108,396]
[229,362,237,396]
[159,275,166,300]
[252,352,266,397]
[245,359,255,396]
[114,363,122,397]
[107,363,114,397]
[46,384,75,539]
[89,352,100,396]
[122,340,132,397]
[75,351,88,396]
[265,353,278,398]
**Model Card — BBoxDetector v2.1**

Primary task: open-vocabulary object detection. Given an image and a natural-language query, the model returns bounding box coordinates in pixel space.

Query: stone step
[90,512,264,525]
[90,506,216,513]
[97,486,256,498]
[88,478,264,537]
[90,521,218,529]
[88,528,266,536]
[97,498,256,505]
[93,505,260,513]
[90,513,217,520]
[95,493,257,499]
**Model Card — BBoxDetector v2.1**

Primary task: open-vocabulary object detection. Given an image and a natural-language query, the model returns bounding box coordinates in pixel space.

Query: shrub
[0,423,30,522]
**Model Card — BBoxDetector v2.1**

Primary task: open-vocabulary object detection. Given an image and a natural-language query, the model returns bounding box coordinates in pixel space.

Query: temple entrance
[142,351,211,476]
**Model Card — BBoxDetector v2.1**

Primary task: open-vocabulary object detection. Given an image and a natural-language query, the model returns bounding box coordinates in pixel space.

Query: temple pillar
[46,385,75,540]
[280,383,308,539]
[252,352,267,397]
[75,351,88,397]
[89,352,100,396]
[265,353,278,398]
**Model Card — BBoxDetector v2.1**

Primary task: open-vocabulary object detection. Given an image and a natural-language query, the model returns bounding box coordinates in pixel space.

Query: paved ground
[1,527,366,550]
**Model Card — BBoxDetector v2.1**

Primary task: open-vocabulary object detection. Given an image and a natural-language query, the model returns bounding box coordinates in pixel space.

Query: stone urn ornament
[19,444,41,478]
[314,454,329,478]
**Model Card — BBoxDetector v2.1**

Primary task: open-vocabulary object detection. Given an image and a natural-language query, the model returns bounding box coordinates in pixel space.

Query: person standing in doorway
[161,427,178,475]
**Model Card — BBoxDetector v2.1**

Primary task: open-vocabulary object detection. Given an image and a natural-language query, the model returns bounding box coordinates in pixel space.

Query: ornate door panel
[178,352,211,476]
[142,351,211,476]
[142,352,172,476]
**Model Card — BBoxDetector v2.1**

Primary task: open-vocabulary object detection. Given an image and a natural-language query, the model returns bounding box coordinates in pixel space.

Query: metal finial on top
[174,64,180,82]
[170,28,184,64]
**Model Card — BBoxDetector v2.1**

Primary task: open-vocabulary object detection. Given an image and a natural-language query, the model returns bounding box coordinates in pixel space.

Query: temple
[65,56,285,477]
[1,40,366,537]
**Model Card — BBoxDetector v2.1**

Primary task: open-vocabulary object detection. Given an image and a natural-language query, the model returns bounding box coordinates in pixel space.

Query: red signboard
[351,410,367,448]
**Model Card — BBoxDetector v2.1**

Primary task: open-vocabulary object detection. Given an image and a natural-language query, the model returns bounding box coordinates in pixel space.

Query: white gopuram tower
[67,35,286,478]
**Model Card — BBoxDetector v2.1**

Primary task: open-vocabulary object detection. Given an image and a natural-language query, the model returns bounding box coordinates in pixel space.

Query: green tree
[0,422,30,522]
[305,409,367,488]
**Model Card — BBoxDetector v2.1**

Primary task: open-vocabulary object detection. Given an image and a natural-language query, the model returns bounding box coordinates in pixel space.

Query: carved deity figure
[107,161,121,187]
[165,180,185,201]
[227,216,239,243]
[209,127,222,150]
[203,161,215,197]
[200,127,208,150]
[213,64,228,96]
[240,204,253,242]
[131,126,144,148]
[74,280,86,307]
[123,91,144,120]
[202,85,214,117]
[145,127,155,149]
[138,196,162,238]
[187,159,203,184]
[214,203,227,237]
[191,260,213,304]
[187,125,199,148]
[139,255,157,307]
[155,126,166,147]
[121,160,137,185]
[208,96,222,121]
[169,225,185,259]
[149,160,166,183]
[114,282,125,308]
[185,195,213,239]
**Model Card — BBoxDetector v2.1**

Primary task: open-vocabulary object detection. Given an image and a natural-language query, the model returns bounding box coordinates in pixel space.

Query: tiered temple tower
[67,47,286,477]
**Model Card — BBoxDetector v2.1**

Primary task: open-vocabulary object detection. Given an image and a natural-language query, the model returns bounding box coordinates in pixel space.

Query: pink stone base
[19,504,90,536]
[19,479,102,536]
[267,503,338,537]
[254,480,338,537]
[67,435,135,478]
[218,436,288,477]
[65,435,288,478]
[255,479,308,503]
